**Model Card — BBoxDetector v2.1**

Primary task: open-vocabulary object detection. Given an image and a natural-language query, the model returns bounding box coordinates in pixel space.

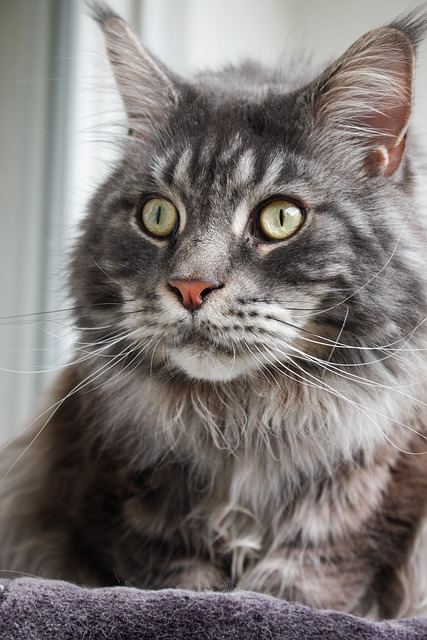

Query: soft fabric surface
[1,578,427,639]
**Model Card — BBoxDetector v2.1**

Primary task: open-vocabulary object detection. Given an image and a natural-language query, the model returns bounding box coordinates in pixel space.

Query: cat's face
[71,11,426,385]
[120,132,321,382]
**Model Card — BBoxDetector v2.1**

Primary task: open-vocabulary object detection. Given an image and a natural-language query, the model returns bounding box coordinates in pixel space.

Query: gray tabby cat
[1,1,427,620]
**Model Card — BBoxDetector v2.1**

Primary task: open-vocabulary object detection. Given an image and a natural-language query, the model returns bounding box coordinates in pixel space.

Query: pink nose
[169,279,221,311]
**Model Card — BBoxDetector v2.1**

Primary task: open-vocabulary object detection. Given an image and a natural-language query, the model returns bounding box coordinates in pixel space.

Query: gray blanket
[1,578,426,639]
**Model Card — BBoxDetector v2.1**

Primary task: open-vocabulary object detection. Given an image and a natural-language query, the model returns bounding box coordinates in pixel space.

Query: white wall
[0,0,426,440]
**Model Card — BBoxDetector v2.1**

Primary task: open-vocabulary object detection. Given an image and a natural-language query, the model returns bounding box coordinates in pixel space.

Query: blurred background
[1,0,426,441]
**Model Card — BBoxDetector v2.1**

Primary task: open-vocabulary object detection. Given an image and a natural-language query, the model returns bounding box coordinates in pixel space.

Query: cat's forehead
[149,132,304,209]
[151,132,253,182]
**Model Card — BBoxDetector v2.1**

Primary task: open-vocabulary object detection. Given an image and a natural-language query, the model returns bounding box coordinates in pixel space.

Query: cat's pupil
[279,208,284,227]
[156,206,162,225]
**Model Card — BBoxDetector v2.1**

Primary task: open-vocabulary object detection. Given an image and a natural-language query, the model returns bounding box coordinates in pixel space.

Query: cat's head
[71,5,427,385]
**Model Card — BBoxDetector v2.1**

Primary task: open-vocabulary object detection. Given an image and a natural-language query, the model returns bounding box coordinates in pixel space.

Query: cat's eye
[257,200,304,241]
[141,198,179,238]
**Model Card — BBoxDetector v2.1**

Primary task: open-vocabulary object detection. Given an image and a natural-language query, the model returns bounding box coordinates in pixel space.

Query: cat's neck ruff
[88,359,424,482]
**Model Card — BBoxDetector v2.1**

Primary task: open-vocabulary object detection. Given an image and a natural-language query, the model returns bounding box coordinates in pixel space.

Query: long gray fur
[1,1,427,622]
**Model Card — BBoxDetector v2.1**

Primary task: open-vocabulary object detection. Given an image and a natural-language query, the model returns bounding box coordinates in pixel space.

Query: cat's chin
[168,347,257,382]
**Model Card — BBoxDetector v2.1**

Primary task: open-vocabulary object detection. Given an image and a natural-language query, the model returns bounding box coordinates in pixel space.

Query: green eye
[141,198,179,237]
[258,200,304,241]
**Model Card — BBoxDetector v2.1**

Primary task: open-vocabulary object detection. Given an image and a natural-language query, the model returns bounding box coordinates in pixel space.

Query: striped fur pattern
[1,3,427,619]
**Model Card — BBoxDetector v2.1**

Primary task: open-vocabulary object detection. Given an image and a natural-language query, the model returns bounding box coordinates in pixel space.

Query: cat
[1,0,427,620]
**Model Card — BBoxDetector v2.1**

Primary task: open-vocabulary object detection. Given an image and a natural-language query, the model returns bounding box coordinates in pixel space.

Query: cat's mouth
[177,330,233,355]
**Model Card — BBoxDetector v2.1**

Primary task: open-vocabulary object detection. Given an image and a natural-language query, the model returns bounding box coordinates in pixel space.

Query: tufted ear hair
[310,9,427,177]
[89,1,179,135]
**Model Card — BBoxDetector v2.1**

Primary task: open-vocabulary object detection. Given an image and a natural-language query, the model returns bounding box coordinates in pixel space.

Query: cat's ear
[90,3,179,134]
[310,22,420,177]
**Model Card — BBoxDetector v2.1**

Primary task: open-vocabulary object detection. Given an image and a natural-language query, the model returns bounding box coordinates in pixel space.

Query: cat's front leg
[237,552,371,615]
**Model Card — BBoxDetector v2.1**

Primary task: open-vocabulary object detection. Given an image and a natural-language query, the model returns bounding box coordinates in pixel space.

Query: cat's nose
[169,279,222,311]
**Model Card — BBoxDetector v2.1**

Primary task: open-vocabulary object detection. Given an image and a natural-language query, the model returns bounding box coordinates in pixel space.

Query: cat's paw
[157,559,229,591]
[238,558,296,600]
